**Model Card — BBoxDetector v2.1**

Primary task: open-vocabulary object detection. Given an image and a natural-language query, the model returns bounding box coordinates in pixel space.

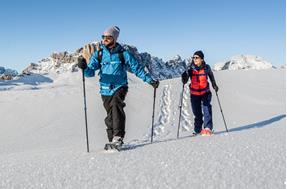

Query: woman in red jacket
[181,51,218,136]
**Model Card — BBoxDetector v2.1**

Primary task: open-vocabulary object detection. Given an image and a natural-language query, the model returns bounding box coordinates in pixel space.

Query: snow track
[152,81,194,140]
[153,84,172,137]
[179,84,193,132]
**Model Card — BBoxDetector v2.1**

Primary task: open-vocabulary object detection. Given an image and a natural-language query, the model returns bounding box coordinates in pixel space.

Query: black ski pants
[101,86,128,142]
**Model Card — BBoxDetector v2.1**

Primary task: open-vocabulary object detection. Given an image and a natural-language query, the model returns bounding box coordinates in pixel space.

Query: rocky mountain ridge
[1,43,280,81]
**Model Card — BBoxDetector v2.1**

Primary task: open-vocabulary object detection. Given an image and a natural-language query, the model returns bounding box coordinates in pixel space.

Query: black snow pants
[101,86,128,142]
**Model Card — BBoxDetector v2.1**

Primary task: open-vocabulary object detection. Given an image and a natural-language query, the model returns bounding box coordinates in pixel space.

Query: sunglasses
[102,35,113,40]
[192,56,201,60]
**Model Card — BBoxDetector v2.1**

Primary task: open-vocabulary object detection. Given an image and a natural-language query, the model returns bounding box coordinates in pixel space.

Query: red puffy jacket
[187,63,217,96]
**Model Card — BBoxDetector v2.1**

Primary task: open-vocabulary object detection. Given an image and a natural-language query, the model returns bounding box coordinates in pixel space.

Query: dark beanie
[194,50,204,59]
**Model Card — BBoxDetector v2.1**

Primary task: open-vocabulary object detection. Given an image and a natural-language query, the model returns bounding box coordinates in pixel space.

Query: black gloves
[212,83,219,92]
[77,56,87,70]
[150,80,159,88]
[181,72,189,84]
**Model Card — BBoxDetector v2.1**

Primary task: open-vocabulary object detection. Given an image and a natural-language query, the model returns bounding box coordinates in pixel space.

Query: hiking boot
[200,129,206,135]
[112,136,124,146]
[201,128,212,136]
[110,136,124,151]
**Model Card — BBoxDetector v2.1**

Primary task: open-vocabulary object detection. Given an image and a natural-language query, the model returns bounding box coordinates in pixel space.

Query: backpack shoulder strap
[97,49,103,64]
[119,50,125,65]
[203,64,210,80]
[97,46,126,68]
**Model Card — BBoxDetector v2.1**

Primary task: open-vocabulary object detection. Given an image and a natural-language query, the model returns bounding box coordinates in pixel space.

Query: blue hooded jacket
[84,43,153,96]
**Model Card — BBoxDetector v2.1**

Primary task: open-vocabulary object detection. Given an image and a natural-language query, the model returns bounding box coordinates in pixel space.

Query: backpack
[97,46,126,67]
[82,43,125,67]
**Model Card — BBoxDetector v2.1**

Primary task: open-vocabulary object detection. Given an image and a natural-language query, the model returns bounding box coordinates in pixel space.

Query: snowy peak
[22,51,79,75]
[148,55,187,80]
[214,55,274,71]
[0,66,18,80]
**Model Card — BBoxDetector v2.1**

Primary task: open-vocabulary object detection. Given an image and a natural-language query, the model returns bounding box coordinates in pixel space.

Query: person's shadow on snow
[121,137,175,151]
[123,114,286,151]
[214,114,286,135]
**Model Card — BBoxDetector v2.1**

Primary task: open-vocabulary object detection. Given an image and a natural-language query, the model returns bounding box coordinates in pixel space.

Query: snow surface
[0,69,285,188]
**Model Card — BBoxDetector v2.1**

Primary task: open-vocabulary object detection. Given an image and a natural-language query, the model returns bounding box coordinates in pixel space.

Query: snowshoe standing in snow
[200,127,213,136]
[181,51,218,136]
[113,136,124,150]
[78,26,159,151]
[104,137,124,152]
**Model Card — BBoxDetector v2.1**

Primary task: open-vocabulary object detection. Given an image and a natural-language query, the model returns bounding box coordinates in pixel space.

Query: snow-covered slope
[0,68,285,188]
[214,55,274,71]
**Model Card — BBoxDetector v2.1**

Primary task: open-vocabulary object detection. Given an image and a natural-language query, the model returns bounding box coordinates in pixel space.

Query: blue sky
[0,0,285,71]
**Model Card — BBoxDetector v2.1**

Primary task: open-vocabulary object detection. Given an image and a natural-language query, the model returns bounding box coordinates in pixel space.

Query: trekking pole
[79,58,90,153]
[151,87,157,143]
[215,91,229,133]
[177,84,185,139]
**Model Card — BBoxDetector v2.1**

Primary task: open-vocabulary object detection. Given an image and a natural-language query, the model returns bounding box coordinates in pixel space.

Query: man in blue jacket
[78,26,159,149]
